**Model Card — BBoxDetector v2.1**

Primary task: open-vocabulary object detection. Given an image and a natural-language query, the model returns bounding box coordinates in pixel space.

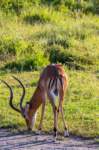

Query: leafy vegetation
[0,0,99,137]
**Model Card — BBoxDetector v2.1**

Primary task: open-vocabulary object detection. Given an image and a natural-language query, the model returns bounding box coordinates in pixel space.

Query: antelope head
[1,76,35,131]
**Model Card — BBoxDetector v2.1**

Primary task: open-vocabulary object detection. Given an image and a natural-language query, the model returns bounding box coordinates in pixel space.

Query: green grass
[0,69,99,137]
[0,1,99,137]
[0,7,99,71]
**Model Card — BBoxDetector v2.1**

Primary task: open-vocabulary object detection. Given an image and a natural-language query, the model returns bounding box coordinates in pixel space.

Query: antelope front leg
[38,101,46,131]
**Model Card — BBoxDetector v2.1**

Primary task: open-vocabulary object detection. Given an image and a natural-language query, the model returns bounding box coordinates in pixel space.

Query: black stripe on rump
[48,78,54,90]
[48,78,51,90]
[54,78,58,96]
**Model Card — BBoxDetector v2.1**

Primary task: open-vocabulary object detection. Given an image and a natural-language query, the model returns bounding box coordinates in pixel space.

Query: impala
[1,64,69,137]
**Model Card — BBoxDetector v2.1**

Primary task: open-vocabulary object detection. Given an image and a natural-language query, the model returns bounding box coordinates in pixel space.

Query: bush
[24,13,51,24]
[0,0,98,14]
[0,0,26,14]
[49,45,94,70]
[0,36,29,60]
[0,36,48,71]
[33,28,71,49]
[3,53,48,72]
[0,36,16,56]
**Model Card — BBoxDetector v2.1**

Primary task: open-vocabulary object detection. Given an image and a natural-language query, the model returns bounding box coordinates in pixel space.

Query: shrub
[0,0,26,14]
[0,36,48,71]
[0,36,29,60]
[23,7,52,24]
[33,28,71,49]
[24,13,51,24]
[49,45,95,70]
[3,53,48,72]
[0,36,16,56]
[0,0,98,15]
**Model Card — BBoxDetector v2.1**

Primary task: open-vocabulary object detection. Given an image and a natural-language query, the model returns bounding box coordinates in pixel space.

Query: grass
[0,69,99,137]
[0,2,99,138]
[0,10,99,71]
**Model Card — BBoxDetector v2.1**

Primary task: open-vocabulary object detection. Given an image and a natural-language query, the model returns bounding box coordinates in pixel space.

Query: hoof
[53,131,57,140]
[64,130,69,137]
[38,127,42,131]
[35,130,42,135]
[28,128,32,131]
[38,125,42,131]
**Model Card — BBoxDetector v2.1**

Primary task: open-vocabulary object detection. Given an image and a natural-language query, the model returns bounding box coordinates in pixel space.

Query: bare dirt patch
[0,128,99,150]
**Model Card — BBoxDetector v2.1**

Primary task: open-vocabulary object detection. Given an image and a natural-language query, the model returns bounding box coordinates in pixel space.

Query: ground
[0,128,99,150]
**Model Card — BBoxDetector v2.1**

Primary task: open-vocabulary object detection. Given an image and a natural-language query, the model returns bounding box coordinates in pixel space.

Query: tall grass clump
[23,7,52,24]
[0,1,99,72]
[0,0,99,15]
[1,40,48,71]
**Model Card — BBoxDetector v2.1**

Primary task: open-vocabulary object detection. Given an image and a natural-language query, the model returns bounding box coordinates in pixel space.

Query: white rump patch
[47,77,63,106]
